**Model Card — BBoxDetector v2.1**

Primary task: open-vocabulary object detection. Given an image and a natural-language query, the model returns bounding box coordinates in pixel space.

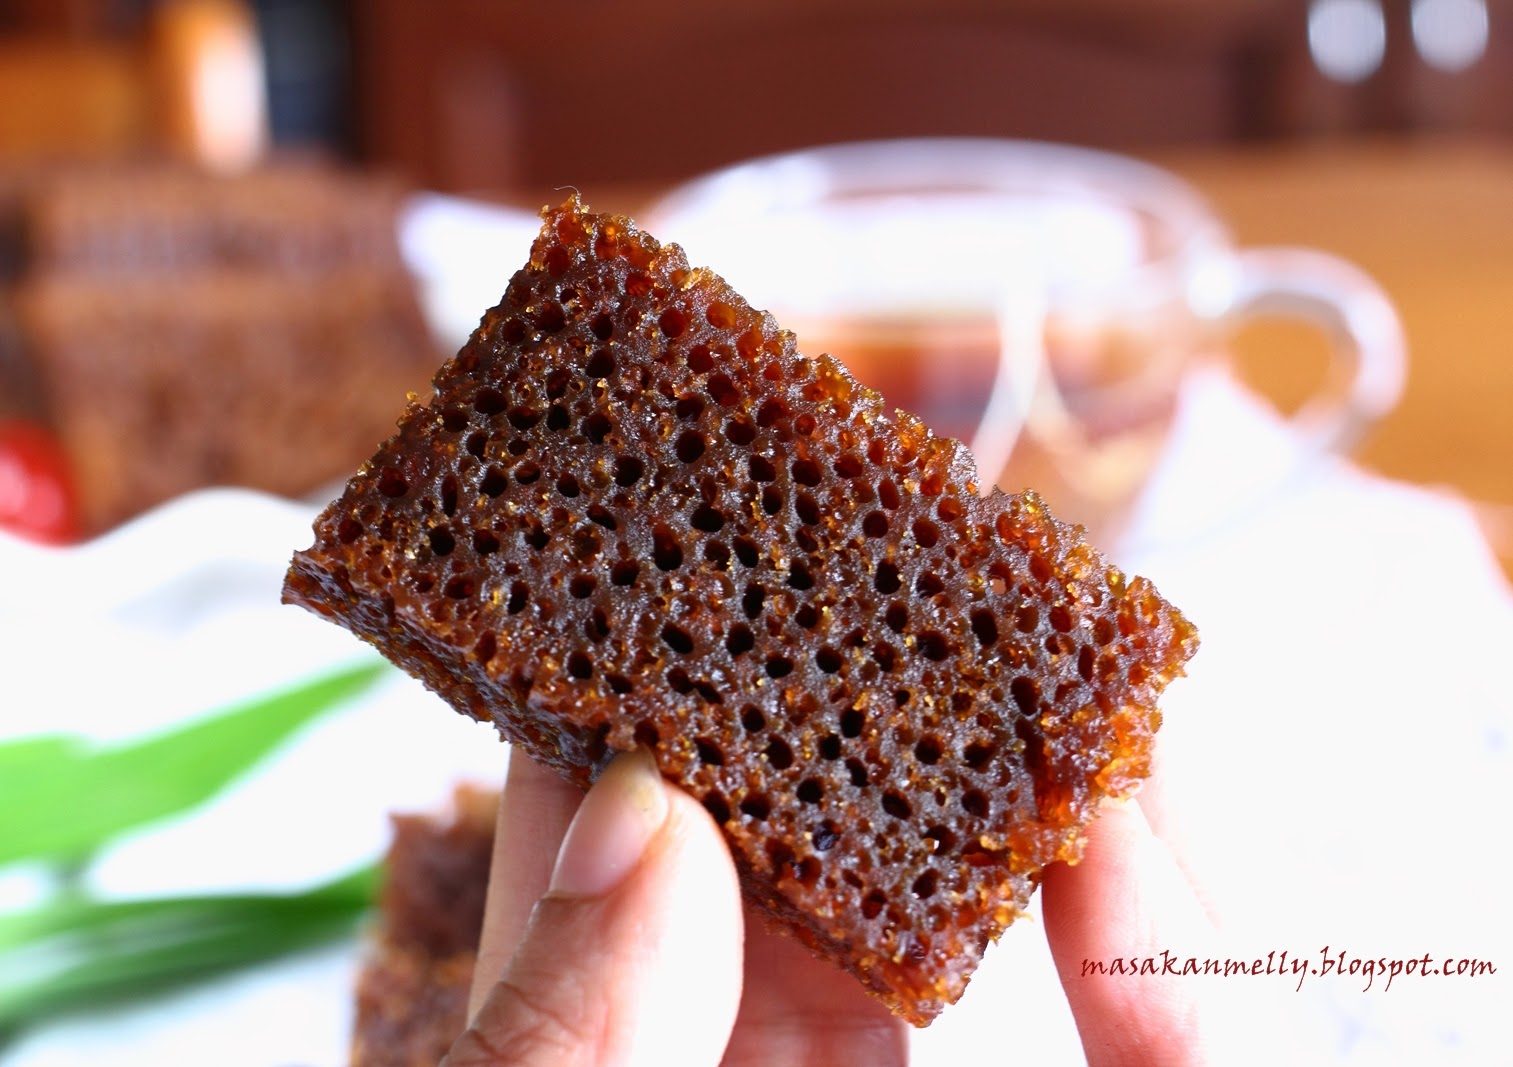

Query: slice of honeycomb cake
[284,196,1198,1025]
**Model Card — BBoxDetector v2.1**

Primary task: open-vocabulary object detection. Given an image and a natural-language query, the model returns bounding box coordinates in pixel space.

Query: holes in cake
[513,461,541,486]
[862,511,889,538]
[733,536,760,568]
[795,603,819,629]
[914,735,943,765]
[912,518,941,548]
[702,791,731,824]
[740,705,766,732]
[815,646,842,674]
[569,574,596,599]
[764,737,794,770]
[524,525,549,551]
[659,307,688,338]
[840,707,865,738]
[846,758,869,787]
[918,630,950,661]
[961,789,990,818]
[919,472,944,496]
[757,398,790,428]
[1011,676,1040,716]
[765,656,794,679]
[963,739,998,771]
[500,317,527,344]
[725,416,756,445]
[937,495,965,522]
[705,540,731,569]
[881,791,912,820]
[681,343,713,374]
[1049,603,1073,633]
[795,413,817,436]
[590,311,615,340]
[690,505,724,533]
[667,666,695,695]
[835,453,863,478]
[706,300,737,329]
[474,631,497,666]
[916,571,944,597]
[584,412,612,445]
[1093,614,1117,646]
[695,737,724,765]
[878,478,901,510]
[787,561,814,590]
[474,388,505,416]
[742,583,765,619]
[582,348,616,379]
[507,438,530,456]
[545,405,570,431]
[761,486,783,515]
[797,778,824,804]
[661,623,694,655]
[545,367,573,399]
[465,431,488,458]
[894,689,911,707]
[911,870,940,900]
[795,492,821,526]
[585,607,610,641]
[566,651,593,680]
[970,609,999,647]
[862,891,887,920]
[748,455,776,482]
[884,602,908,633]
[874,561,901,595]
[610,559,640,587]
[675,430,706,464]
[791,457,822,486]
[607,673,634,695]
[872,642,898,673]
[440,407,468,433]
[337,516,362,544]
[1078,644,1095,682]
[675,394,706,422]
[652,524,683,570]
[708,372,739,407]
[444,575,476,599]
[377,468,408,497]
[1014,603,1039,633]
[740,793,771,821]
[924,824,957,854]
[819,733,842,760]
[506,581,529,614]
[427,526,456,556]
[813,822,840,852]
[625,271,653,297]
[556,474,581,498]
[725,623,755,657]
[613,456,645,487]
[1029,551,1052,584]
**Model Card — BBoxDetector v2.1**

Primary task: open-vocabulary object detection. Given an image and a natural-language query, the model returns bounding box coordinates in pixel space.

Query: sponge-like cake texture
[284,197,1198,1025]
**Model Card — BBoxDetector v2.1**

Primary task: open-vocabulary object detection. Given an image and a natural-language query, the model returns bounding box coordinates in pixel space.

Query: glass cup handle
[1197,246,1407,456]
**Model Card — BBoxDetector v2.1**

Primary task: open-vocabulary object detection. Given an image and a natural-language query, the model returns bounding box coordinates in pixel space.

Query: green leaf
[0,864,379,1040]
[0,660,390,867]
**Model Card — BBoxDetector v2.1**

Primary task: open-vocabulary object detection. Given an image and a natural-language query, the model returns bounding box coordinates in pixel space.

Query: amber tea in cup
[647,139,1405,552]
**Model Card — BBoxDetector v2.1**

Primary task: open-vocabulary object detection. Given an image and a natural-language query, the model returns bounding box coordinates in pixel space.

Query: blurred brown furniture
[1158,137,1513,572]
[0,0,266,167]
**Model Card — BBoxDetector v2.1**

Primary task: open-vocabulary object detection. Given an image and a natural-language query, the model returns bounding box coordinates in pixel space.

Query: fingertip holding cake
[284,196,1198,1026]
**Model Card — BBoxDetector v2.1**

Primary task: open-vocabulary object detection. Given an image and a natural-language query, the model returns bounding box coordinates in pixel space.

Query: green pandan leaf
[0,863,379,1039]
[0,660,389,867]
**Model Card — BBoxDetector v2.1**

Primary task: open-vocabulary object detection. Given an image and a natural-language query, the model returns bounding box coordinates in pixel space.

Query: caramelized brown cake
[285,196,1198,1025]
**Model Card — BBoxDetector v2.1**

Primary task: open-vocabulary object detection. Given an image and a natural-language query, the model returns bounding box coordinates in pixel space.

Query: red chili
[0,420,80,544]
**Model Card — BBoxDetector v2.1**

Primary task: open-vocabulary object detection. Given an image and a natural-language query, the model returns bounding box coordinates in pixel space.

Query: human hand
[441,748,1216,1066]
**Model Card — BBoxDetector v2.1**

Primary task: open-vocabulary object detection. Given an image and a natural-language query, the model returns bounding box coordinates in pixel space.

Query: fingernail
[548,748,668,898]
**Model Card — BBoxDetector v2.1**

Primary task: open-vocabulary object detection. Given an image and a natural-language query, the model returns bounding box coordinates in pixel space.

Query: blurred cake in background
[0,162,440,536]
[352,785,495,1067]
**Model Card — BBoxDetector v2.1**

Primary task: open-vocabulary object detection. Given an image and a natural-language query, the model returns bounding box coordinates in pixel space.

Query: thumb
[441,749,745,1067]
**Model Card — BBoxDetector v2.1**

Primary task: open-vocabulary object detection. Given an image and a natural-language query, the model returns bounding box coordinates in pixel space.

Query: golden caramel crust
[285,196,1197,1026]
